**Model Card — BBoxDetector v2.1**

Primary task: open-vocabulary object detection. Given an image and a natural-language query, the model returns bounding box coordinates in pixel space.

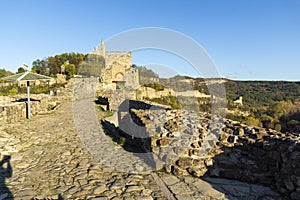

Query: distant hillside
[225,80,300,107]
[137,67,300,133]
[0,69,13,82]
[136,66,160,85]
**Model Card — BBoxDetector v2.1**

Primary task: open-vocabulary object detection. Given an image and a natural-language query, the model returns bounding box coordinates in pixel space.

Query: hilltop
[138,68,300,133]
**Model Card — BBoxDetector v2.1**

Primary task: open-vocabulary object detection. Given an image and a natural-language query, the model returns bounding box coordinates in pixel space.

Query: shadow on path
[202,136,299,199]
[0,155,13,200]
[99,99,168,169]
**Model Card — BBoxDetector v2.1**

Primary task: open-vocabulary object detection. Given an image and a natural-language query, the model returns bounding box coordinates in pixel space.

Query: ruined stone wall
[0,96,58,124]
[130,108,300,199]
[124,68,140,90]
[56,74,67,84]
[0,102,27,123]
[136,86,211,100]
[136,86,176,99]
[176,90,211,98]
[0,101,47,123]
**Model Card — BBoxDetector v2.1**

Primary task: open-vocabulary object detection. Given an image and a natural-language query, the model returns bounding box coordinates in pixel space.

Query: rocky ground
[0,78,285,199]
[131,108,298,199]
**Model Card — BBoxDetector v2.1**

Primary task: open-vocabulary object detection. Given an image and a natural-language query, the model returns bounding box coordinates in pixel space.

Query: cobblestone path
[0,89,166,199]
[72,78,154,173]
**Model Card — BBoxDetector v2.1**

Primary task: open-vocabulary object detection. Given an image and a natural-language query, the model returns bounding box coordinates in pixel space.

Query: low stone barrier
[0,96,57,123]
[129,107,300,199]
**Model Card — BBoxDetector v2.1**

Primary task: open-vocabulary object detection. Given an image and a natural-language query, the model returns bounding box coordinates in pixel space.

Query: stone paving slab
[158,172,282,200]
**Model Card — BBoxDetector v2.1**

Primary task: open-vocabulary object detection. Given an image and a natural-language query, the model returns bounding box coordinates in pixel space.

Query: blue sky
[0,0,299,80]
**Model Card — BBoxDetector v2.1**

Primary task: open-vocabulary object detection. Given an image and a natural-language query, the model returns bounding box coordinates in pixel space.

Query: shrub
[144,83,165,91]
[8,88,18,96]
[171,101,181,109]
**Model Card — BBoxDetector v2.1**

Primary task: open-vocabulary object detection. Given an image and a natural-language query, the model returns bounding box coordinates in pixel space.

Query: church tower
[100,39,106,57]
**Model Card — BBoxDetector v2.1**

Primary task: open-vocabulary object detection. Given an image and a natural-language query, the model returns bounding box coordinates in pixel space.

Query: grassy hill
[138,68,300,133]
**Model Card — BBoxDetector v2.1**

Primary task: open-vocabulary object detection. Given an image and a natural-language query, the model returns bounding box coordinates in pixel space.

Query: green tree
[0,69,13,78]
[32,53,86,76]
[32,59,47,74]
[17,67,26,73]
[64,63,76,76]
[78,54,105,76]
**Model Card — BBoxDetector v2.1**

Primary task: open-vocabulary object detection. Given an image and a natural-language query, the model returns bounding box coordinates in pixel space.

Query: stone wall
[136,86,210,100]
[176,90,211,98]
[128,107,300,199]
[124,68,140,90]
[0,96,57,124]
[136,87,176,99]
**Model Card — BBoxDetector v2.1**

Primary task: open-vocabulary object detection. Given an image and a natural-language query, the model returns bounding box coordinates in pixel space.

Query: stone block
[157,138,171,147]
[171,165,189,176]
[284,178,295,191]
[187,166,207,177]
[176,157,193,168]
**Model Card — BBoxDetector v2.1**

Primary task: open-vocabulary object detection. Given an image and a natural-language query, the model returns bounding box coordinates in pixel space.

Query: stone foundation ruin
[102,99,300,199]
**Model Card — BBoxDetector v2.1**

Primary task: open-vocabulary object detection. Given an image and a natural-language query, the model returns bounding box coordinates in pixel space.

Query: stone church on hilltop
[91,40,140,90]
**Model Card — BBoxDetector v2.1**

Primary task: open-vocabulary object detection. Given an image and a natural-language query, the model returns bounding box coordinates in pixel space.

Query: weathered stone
[123,197,134,200]
[72,189,90,197]
[140,189,153,196]
[157,138,171,146]
[187,166,207,177]
[227,135,238,143]
[192,179,225,199]
[160,174,180,186]
[204,158,213,167]
[284,178,295,191]
[172,165,189,176]
[290,151,300,160]
[93,184,107,195]
[15,163,30,169]
[168,182,193,195]
[175,194,194,200]
[125,185,145,193]
[296,178,300,187]
[193,159,204,167]
[108,180,124,191]
[191,149,204,157]
[138,197,154,200]
[291,192,300,200]
[295,169,300,176]
[190,141,200,148]
[234,128,244,136]
[176,157,193,168]
[249,133,258,139]
[223,127,233,134]
[110,197,122,200]
[168,131,181,137]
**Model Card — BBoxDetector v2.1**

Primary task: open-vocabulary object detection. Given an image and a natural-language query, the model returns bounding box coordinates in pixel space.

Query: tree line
[31,52,86,77]
[2,52,107,78]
